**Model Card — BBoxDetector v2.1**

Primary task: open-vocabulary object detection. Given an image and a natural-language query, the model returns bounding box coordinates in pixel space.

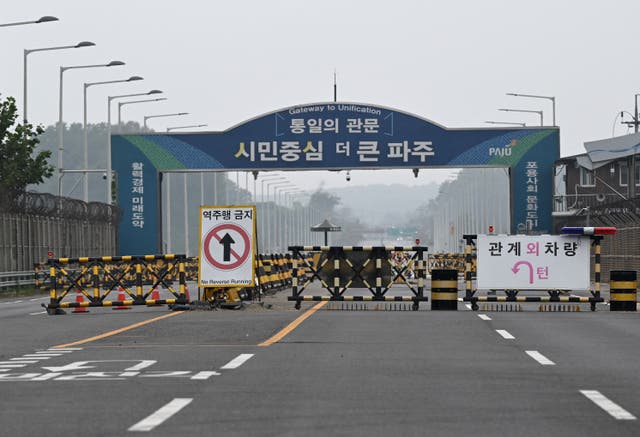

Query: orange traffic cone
[73,289,89,313]
[148,287,162,306]
[113,287,131,310]
[184,285,191,303]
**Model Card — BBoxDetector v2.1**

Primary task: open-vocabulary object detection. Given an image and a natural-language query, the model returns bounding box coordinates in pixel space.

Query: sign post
[198,206,256,288]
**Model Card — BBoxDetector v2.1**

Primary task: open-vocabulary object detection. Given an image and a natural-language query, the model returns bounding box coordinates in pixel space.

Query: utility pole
[620,94,640,199]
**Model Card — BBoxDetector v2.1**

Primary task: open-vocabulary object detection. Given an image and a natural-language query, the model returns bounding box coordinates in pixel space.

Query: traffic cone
[72,289,89,314]
[113,287,131,310]
[148,287,162,306]
[184,285,191,303]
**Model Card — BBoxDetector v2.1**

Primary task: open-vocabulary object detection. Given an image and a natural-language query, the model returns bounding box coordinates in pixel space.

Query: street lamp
[143,112,188,129]
[506,93,556,126]
[485,121,526,127]
[57,60,125,196]
[270,182,294,252]
[116,90,164,130]
[24,41,95,123]
[166,124,208,132]
[0,16,58,27]
[107,92,165,204]
[83,75,143,202]
[498,108,543,126]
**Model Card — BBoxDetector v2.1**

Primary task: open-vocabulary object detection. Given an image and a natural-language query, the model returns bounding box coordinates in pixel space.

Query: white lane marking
[0,364,28,368]
[13,300,23,304]
[478,314,492,321]
[29,311,47,316]
[128,398,193,432]
[31,373,62,381]
[0,369,9,372]
[580,390,636,420]
[190,371,221,380]
[23,354,56,358]
[464,304,472,310]
[48,348,82,352]
[221,354,254,370]
[496,329,515,339]
[35,352,63,356]
[10,358,41,361]
[0,361,36,365]
[525,350,555,365]
[124,361,157,372]
[19,356,51,360]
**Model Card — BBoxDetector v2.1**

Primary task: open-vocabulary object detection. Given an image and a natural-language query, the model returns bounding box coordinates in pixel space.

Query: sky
[2,0,640,192]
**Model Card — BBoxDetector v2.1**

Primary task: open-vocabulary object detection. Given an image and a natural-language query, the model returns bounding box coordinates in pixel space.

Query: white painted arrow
[42,361,94,372]
[43,360,156,373]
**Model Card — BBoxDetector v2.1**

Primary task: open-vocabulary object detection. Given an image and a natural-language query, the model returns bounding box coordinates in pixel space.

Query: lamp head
[127,76,144,81]
[147,89,163,95]
[36,16,59,23]
[107,60,125,67]
[75,41,96,48]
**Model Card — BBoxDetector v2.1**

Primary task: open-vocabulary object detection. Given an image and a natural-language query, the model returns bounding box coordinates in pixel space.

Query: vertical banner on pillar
[198,206,256,287]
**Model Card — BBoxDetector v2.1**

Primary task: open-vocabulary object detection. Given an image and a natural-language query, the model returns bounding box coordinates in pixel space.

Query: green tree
[0,95,53,200]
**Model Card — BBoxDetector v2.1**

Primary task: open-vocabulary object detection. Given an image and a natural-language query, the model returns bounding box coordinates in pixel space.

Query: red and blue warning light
[561,227,617,235]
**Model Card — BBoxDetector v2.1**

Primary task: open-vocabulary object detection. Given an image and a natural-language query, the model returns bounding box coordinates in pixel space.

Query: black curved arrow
[220,233,235,262]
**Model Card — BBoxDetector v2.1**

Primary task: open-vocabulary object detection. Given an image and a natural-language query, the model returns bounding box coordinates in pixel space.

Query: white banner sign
[198,206,256,287]
[477,234,590,290]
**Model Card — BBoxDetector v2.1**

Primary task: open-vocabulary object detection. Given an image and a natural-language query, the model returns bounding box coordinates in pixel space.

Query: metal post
[184,173,189,256]
[83,83,89,202]
[166,173,171,253]
[57,67,64,196]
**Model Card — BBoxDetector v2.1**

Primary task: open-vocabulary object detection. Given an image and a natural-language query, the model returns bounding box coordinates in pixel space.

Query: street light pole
[24,41,95,124]
[506,93,556,126]
[143,112,188,129]
[83,76,143,202]
[271,182,293,252]
[107,95,165,204]
[498,108,544,126]
[0,15,58,27]
[264,179,288,252]
[58,61,125,197]
[115,90,164,131]
[485,121,526,127]
[166,124,208,132]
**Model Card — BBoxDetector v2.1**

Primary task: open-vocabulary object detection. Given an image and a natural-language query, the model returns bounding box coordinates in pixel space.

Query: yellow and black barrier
[461,234,606,311]
[44,254,188,315]
[431,269,458,310]
[609,270,637,311]
[288,246,428,310]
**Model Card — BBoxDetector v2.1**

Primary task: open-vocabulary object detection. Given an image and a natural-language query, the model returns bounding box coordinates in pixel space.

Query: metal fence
[0,192,120,272]
[595,226,640,281]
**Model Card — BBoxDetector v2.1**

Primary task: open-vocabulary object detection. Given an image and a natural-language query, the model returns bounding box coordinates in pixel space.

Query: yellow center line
[50,312,184,349]
[258,301,327,347]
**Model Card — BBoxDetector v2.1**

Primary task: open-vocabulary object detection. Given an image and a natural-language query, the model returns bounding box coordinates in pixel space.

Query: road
[0,286,638,436]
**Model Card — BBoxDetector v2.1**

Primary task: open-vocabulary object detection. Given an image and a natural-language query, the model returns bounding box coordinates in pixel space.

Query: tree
[0,95,53,201]
[308,189,341,218]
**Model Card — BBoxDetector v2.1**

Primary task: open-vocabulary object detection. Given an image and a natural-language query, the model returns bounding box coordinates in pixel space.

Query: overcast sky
[2,0,640,192]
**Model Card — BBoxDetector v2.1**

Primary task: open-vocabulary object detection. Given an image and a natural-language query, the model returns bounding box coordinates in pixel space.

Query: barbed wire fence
[0,191,121,272]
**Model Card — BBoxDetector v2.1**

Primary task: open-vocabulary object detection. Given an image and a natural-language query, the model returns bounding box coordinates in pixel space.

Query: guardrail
[0,271,36,291]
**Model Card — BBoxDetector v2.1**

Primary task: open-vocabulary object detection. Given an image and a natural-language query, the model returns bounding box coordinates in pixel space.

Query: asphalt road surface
[0,285,638,436]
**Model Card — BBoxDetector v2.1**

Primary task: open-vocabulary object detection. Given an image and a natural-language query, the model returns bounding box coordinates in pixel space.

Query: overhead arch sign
[112,102,559,255]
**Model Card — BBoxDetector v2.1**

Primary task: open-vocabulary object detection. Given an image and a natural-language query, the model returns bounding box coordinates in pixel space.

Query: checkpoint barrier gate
[44,254,188,315]
[461,233,606,311]
[288,246,428,310]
